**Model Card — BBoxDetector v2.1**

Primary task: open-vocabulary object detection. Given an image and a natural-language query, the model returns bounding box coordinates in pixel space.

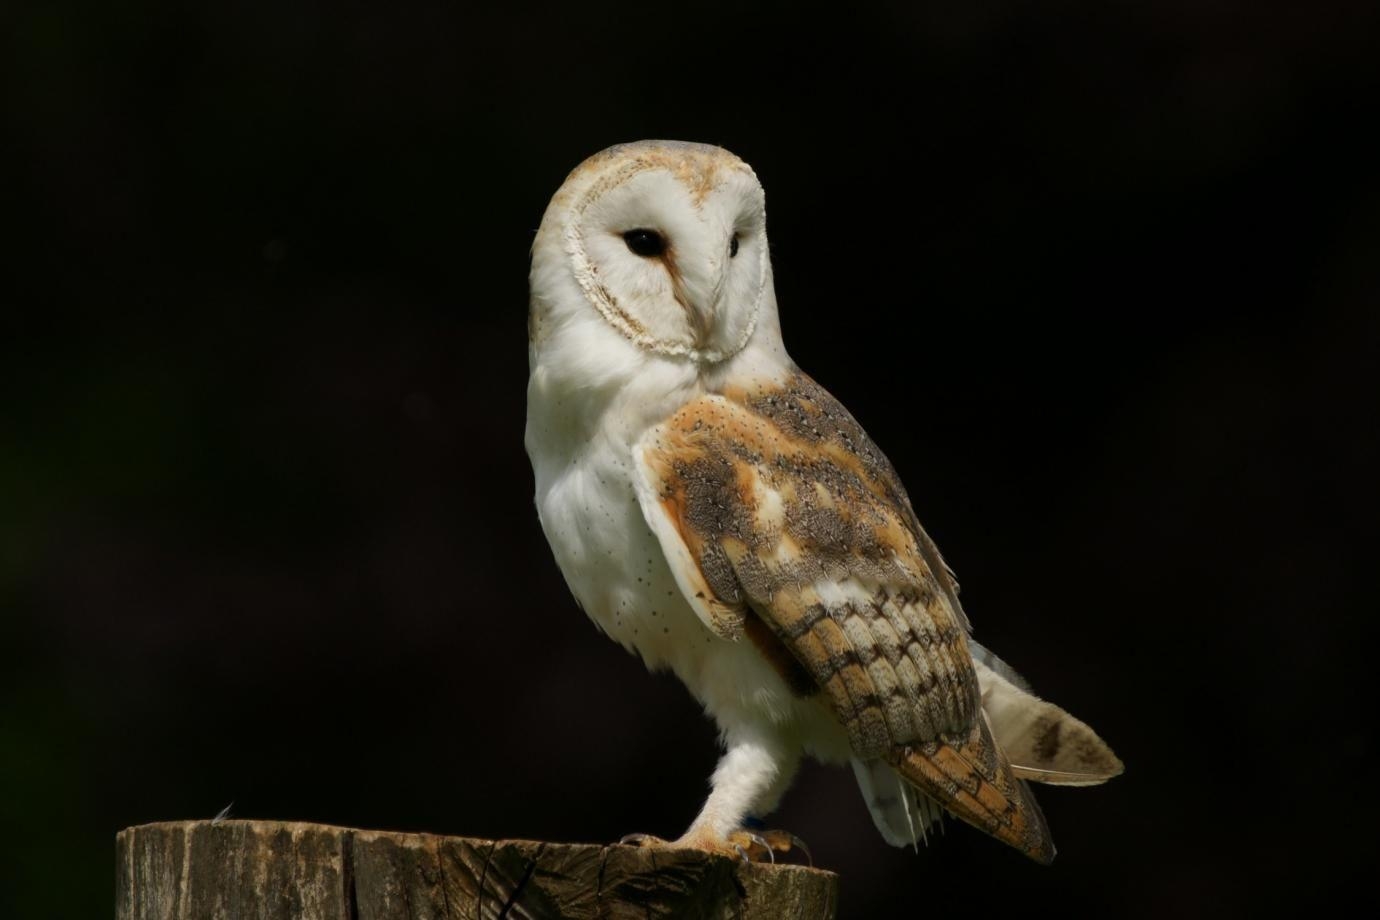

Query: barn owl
[525,140,1122,864]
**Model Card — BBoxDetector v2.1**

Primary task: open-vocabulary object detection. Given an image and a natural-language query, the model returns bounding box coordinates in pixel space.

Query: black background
[3,1,1377,916]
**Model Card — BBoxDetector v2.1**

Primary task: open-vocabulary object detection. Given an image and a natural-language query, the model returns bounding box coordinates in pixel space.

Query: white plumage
[525,140,1121,863]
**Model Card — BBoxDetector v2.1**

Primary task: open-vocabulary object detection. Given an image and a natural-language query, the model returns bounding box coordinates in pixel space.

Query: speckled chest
[533,433,713,674]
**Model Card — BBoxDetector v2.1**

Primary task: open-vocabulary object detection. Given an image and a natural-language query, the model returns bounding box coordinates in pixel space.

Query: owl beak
[665,261,709,345]
[692,247,732,344]
[686,264,728,353]
[668,240,731,353]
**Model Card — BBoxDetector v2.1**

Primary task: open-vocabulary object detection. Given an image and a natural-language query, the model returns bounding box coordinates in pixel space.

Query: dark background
[3,1,1377,916]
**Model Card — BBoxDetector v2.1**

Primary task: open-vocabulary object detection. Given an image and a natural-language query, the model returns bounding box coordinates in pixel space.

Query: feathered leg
[677,733,790,853]
[621,727,801,861]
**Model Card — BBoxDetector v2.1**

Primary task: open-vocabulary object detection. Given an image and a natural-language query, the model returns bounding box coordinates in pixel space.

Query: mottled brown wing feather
[633,371,1055,861]
[889,720,1055,864]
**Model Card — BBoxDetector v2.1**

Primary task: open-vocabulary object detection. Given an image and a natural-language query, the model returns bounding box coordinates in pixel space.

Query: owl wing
[632,372,1053,863]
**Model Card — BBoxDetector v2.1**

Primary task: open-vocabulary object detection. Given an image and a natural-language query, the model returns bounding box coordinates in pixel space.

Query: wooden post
[116,820,838,919]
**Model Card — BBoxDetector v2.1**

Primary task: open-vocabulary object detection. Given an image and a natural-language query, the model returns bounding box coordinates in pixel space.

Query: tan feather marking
[974,658,1124,785]
[637,378,979,743]
[722,373,971,630]
[657,244,707,343]
[594,282,648,338]
[841,611,915,743]
[650,468,745,638]
[799,613,887,754]
[865,609,905,665]
[749,471,786,532]
[636,376,985,754]
[877,595,961,738]
[564,141,745,206]
[889,720,1055,864]
[778,600,828,641]
[633,373,1069,862]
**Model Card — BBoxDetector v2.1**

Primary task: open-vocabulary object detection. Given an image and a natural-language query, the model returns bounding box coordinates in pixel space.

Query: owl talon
[745,832,775,864]
[726,828,808,865]
[618,830,758,863]
[782,833,813,867]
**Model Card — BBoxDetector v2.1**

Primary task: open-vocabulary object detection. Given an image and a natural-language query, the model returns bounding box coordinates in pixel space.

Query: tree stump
[116,820,838,919]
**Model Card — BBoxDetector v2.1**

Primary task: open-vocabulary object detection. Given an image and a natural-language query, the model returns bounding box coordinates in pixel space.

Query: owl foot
[618,830,749,862]
[727,828,812,866]
[617,829,809,866]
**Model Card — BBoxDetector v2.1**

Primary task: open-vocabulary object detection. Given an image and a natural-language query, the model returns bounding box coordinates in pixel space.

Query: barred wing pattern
[633,371,1053,862]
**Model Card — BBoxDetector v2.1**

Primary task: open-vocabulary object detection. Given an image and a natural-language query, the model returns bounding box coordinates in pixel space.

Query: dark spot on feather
[1032,716,1063,762]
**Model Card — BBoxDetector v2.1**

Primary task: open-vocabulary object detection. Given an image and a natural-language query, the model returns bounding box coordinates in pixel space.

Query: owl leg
[729,748,811,865]
[672,737,782,852]
[618,738,790,860]
[746,746,800,818]
[670,733,801,861]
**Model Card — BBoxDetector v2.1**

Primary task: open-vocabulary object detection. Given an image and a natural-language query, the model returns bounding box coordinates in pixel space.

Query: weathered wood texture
[117,820,838,920]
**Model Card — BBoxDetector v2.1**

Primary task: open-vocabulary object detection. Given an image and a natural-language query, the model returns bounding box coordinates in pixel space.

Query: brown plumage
[635,369,1055,862]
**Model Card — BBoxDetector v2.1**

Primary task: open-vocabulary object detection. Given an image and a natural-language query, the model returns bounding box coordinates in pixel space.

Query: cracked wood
[116,820,838,919]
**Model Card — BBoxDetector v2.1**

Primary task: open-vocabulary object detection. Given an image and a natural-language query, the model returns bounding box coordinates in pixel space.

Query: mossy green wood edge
[116,820,839,919]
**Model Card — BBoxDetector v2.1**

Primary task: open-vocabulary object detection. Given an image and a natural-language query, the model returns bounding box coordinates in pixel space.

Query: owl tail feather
[969,641,1125,787]
[851,758,945,850]
[887,716,1056,864]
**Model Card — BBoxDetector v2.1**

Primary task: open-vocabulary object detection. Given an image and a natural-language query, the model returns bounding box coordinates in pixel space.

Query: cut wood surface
[116,820,839,920]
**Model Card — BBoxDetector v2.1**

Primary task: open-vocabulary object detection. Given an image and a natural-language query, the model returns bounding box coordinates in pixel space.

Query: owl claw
[619,829,807,866]
[745,833,775,864]
[767,833,805,866]
[726,828,810,866]
[618,830,751,862]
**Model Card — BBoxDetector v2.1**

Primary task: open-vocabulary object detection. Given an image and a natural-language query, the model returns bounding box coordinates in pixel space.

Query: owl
[524,140,1122,864]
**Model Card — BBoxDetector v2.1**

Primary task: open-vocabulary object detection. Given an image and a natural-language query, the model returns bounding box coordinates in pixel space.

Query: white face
[541,143,770,364]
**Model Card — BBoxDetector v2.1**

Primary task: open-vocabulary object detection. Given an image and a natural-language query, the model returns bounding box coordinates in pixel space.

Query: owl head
[529,141,785,370]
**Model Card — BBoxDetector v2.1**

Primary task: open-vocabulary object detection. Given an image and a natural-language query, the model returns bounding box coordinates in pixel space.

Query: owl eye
[623,229,666,257]
[730,234,740,258]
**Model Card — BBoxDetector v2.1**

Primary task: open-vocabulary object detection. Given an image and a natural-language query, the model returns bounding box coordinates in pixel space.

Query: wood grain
[116,820,838,919]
